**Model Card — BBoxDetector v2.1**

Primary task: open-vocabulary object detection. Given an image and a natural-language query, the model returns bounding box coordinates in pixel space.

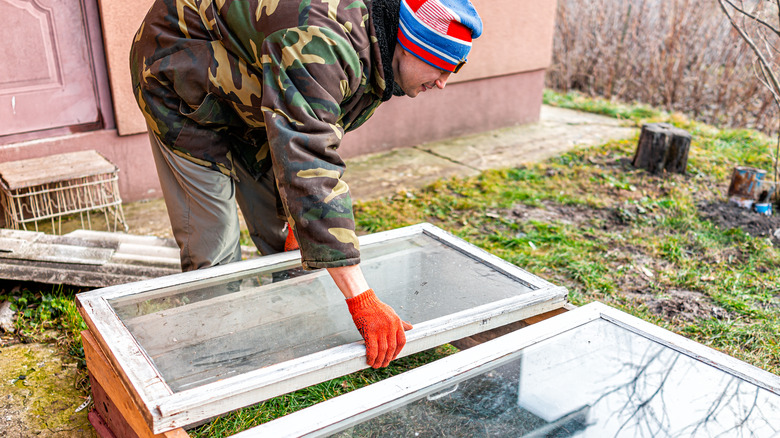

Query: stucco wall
[97,0,152,136]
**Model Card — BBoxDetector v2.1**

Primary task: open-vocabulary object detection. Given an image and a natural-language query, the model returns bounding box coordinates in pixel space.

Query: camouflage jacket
[130,0,398,270]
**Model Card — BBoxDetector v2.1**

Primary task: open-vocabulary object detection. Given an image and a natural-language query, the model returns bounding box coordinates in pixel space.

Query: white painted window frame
[76,223,568,433]
[238,301,780,438]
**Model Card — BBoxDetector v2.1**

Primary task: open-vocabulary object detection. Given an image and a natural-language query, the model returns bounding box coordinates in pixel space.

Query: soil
[490,194,780,324]
[502,202,614,226]
[698,200,780,244]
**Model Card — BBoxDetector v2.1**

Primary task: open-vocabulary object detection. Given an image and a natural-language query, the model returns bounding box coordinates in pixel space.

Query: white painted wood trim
[151,287,567,432]
[237,302,780,437]
[593,303,780,394]
[233,304,599,438]
[78,295,174,425]
[77,223,552,303]
[76,223,565,433]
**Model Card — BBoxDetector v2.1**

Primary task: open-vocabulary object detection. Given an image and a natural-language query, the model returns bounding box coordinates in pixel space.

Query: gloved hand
[346,289,413,368]
[284,226,299,251]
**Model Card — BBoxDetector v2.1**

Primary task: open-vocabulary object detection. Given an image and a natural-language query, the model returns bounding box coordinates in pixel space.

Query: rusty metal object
[727,166,766,201]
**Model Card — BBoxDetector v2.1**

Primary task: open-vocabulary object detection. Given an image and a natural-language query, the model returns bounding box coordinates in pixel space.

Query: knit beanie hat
[397,0,483,73]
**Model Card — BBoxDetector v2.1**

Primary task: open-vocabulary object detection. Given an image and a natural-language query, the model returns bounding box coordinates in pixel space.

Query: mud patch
[699,201,780,244]
[643,289,728,323]
[496,201,612,226]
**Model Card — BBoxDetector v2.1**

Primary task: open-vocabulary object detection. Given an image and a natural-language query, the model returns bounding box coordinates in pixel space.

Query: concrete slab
[344,145,480,201]
[419,105,638,172]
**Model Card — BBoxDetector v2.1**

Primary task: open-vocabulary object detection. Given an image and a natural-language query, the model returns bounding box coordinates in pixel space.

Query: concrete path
[346,105,636,200]
[123,105,637,237]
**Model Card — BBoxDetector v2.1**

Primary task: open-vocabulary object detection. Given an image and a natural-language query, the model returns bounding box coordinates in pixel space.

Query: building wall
[0,0,557,203]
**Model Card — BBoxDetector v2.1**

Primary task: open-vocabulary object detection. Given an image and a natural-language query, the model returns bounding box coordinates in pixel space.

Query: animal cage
[0,150,127,233]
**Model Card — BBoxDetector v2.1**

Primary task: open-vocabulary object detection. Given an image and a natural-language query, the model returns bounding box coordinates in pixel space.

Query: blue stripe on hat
[399,1,472,63]
[399,17,461,64]
[398,23,459,71]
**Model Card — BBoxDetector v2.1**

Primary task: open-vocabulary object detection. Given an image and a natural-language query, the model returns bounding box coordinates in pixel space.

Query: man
[130,0,482,369]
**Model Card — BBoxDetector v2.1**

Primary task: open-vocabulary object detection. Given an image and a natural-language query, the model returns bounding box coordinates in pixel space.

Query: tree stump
[632,123,692,174]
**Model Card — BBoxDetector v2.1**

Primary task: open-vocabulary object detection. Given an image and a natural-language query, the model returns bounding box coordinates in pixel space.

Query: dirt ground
[502,193,780,325]
[698,201,780,244]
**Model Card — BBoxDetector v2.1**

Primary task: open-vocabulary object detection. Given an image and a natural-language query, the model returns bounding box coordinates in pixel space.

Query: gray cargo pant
[149,132,287,271]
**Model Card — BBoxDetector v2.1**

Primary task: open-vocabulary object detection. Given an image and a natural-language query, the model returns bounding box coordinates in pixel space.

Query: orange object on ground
[346,289,413,368]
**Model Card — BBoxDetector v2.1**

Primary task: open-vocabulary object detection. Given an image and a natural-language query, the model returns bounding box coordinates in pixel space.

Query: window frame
[237,301,780,438]
[76,223,568,433]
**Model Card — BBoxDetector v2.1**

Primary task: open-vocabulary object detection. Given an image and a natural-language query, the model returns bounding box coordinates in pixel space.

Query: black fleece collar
[370,0,405,100]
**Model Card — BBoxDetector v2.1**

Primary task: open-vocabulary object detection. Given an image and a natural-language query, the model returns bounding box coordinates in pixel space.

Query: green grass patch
[0,282,88,368]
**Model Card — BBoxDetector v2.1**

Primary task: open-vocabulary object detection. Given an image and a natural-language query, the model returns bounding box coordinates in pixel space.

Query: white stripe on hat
[416,1,454,35]
[400,1,473,50]
[399,19,462,64]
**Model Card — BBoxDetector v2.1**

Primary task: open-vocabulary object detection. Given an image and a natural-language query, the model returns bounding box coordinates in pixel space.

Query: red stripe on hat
[406,0,427,13]
[447,20,472,42]
[398,29,457,71]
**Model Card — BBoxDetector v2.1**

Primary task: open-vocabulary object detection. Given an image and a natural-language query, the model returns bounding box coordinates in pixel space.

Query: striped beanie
[397,0,483,73]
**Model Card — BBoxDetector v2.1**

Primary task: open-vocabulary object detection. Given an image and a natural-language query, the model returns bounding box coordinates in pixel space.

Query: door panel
[0,0,99,136]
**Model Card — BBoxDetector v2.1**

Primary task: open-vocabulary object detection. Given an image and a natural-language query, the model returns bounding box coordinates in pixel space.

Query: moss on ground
[0,344,95,438]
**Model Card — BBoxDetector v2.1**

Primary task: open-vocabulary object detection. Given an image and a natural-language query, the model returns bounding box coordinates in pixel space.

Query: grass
[0,282,88,364]
[0,282,90,393]
[4,89,779,436]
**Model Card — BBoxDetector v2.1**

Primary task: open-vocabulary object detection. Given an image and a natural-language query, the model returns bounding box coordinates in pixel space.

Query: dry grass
[547,0,778,134]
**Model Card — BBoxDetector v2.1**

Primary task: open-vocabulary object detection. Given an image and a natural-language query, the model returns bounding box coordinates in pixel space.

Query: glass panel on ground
[108,232,536,392]
[331,319,780,437]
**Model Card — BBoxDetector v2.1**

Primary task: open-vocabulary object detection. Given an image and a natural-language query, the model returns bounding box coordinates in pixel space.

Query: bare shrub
[547,0,777,134]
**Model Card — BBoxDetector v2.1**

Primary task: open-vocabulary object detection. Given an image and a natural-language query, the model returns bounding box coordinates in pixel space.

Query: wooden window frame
[77,223,568,433]
[239,301,780,438]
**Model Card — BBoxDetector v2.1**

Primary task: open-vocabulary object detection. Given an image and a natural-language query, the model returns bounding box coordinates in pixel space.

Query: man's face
[392,45,452,98]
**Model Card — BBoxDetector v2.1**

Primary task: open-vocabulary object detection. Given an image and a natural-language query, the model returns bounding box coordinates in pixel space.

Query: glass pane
[333,319,780,437]
[108,233,536,392]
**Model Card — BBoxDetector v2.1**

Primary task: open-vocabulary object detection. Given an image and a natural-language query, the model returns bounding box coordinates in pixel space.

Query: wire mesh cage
[0,151,128,234]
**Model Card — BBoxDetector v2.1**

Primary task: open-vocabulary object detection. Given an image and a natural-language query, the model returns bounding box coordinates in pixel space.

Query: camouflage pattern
[130,0,389,269]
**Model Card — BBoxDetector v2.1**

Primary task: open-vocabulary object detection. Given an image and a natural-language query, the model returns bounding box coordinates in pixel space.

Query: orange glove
[346,289,413,368]
[284,227,299,251]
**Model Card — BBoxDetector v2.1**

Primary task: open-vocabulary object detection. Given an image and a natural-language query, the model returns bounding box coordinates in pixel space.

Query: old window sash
[76,223,568,433]
[239,301,780,438]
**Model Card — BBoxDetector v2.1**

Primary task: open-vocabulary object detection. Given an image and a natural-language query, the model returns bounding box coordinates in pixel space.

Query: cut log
[632,123,691,174]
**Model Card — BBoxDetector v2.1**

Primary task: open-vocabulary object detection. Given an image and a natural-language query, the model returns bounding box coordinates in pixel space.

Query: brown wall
[1,0,557,203]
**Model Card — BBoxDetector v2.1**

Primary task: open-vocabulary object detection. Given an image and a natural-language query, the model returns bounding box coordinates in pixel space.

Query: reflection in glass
[332,319,780,437]
[108,233,535,392]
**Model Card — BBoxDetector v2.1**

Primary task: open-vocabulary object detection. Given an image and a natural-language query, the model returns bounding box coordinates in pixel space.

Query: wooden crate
[0,150,127,233]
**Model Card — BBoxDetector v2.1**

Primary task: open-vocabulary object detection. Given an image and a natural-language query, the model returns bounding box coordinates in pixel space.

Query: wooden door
[0,0,101,137]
